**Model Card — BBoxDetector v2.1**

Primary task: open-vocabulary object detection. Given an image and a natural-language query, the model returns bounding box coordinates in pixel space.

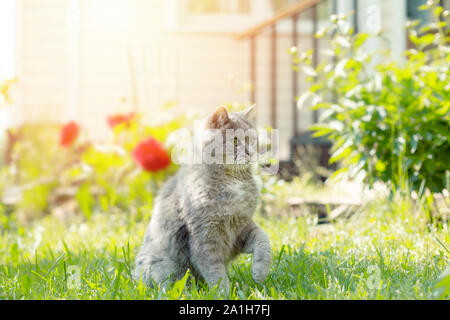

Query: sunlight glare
[0,0,16,81]
[87,0,130,31]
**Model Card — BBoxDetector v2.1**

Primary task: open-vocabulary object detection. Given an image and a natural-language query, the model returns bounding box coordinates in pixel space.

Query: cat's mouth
[234,150,258,164]
[223,163,253,179]
[234,157,256,166]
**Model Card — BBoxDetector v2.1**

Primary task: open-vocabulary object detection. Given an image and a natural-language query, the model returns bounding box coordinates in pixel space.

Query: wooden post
[250,35,256,104]
[292,14,298,136]
[353,0,359,34]
[333,0,337,15]
[312,4,319,124]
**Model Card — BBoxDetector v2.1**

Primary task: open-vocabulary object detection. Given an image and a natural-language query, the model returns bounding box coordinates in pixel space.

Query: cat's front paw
[209,276,230,296]
[251,262,270,283]
[218,278,230,296]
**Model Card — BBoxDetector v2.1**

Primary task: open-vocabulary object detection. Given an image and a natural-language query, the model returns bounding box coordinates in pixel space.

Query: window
[407,0,429,26]
[169,0,273,32]
[271,0,332,19]
[187,0,251,14]
[407,0,450,27]
[169,0,334,33]
[270,0,302,12]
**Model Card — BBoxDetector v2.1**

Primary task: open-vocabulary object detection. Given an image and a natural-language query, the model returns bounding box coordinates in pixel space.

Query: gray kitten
[133,106,271,293]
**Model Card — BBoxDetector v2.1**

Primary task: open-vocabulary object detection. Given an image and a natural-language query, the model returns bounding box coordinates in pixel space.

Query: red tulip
[60,121,79,147]
[107,112,135,129]
[132,137,171,172]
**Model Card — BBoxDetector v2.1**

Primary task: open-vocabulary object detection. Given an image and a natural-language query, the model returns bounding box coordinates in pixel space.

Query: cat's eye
[233,137,239,147]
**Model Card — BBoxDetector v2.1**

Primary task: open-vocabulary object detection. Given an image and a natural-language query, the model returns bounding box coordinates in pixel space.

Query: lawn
[1,182,448,300]
[1,1,448,301]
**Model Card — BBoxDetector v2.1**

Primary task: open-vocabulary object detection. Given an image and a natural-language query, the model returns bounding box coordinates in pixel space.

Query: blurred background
[0,0,448,224]
[1,0,448,159]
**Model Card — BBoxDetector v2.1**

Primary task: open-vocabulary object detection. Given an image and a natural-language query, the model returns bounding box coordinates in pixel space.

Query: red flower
[107,112,135,129]
[60,121,80,147]
[132,137,171,172]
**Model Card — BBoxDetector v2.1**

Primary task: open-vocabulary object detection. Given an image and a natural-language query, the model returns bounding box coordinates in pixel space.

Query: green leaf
[434,6,443,17]
[330,145,352,164]
[335,59,349,77]
[354,33,369,49]
[168,269,190,300]
[76,183,94,221]
[297,92,313,110]
[315,26,329,38]
[410,134,420,154]
[417,33,436,46]
[335,36,351,48]
[424,159,436,173]
[328,121,345,132]
[10,243,19,265]
[433,267,450,298]
[329,167,348,180]
[301,65,318,77]
[310,125,334,137]
[375,161,386,172]
[319,109,335,122]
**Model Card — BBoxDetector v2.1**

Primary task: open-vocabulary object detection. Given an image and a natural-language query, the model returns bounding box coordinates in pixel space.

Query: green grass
[0,194,449,300]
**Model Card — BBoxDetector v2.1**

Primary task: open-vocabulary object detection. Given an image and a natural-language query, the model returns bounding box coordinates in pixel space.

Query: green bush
[293,2,449,194]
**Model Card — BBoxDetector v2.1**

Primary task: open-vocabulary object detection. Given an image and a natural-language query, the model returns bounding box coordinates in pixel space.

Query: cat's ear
[243,104,256,123]
[208,106,230,129]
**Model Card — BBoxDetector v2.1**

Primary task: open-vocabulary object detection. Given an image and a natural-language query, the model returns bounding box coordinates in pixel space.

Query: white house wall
[15,0,409,161]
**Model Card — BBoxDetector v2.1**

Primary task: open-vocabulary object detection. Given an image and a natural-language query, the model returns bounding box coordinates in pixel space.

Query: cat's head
[200,105,258,167]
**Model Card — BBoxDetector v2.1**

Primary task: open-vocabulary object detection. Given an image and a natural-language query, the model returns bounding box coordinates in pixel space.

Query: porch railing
[235,0,357,163]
